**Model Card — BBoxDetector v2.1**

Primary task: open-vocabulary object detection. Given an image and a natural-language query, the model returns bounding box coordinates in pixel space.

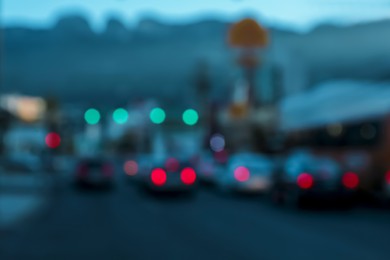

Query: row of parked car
[73,150,390,207]
[195,150,361,207]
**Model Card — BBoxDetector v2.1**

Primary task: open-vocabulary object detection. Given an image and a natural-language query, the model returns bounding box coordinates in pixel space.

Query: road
[1,175,390,260]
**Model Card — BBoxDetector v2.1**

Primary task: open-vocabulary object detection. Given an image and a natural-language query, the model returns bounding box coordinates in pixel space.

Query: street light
[84,108,101,125]
[113,108,128,124]
[182,109,199,126]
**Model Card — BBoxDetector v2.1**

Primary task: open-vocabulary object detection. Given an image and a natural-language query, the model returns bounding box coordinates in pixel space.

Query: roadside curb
[0,173,59,232]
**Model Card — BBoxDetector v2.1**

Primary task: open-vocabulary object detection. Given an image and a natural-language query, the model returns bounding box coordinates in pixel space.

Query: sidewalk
[0,172,52,229]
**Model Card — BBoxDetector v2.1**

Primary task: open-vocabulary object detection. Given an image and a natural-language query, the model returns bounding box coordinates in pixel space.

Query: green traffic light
[113,108,128,124]
[84,108,101,125]
[150,108,166,124]
[183,109,199,126]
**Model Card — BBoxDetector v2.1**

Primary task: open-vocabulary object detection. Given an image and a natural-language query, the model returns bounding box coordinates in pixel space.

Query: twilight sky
[2,0,390,31]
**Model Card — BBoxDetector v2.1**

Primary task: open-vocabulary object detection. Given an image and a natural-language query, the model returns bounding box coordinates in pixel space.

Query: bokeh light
[327,124,343,137]
[151,168,167,186]
[113,108,128,124]
[181,168,197,185]
[124,160,138,176]
[150,107,166,124]
[84,108,101,125]
[182,109,199,126]
[297,173,314,189]
[386,171,390,184]
[45,132,61,149]
[210,134,225,152]
[16,97,46,122]
[234,166,250,182]
[342,172,359,189]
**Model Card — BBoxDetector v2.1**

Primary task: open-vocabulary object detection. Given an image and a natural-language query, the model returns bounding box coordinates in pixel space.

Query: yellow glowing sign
[16,97,46,122]
[229,18,268,48]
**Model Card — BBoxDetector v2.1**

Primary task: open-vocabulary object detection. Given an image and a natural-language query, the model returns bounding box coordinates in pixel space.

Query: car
[270,151,359,207]
[74,158,115,188]
[216,152,274,194]
[139,156,197,194]
[194,152,224,186]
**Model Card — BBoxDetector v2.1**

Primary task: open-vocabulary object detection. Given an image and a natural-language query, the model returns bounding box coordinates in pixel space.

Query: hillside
[1,15,389,105]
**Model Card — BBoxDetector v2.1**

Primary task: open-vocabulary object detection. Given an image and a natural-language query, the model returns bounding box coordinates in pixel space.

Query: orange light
[228,18,268,48]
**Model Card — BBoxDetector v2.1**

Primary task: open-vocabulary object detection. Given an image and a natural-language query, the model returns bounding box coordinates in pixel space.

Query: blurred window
[286,120,382,148]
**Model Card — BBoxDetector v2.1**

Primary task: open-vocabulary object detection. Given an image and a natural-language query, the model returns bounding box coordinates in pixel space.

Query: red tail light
[124,160,138,176]
[234,166,250,182]
[181,167,196,185]
[386,171,390,184]
[342,172,359,189]
[77,164,88,177]
[297,173,314,189]
[102,164,114,177]
[151,168,167,186]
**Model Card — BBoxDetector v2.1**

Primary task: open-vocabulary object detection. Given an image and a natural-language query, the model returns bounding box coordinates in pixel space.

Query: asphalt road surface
[1,175,390,260]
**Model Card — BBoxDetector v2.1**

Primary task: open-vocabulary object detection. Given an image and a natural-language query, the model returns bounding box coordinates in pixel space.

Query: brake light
[342,172,359,189]
[102,164,114,177]
[181,167,196,185]
[386,171,390,184]
[297,173,313,189]
[234,166,250,182]
[124,160,138,176]
[151,168,167,186]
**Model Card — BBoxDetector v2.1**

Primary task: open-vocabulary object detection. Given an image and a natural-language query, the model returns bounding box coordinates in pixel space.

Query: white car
[217,153,274,194]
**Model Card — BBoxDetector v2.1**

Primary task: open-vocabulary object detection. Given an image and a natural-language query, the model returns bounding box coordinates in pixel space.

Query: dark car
[140,156,197,194]
[270,151,359,207]
[75,158,115,188]
[194,152,224,186]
